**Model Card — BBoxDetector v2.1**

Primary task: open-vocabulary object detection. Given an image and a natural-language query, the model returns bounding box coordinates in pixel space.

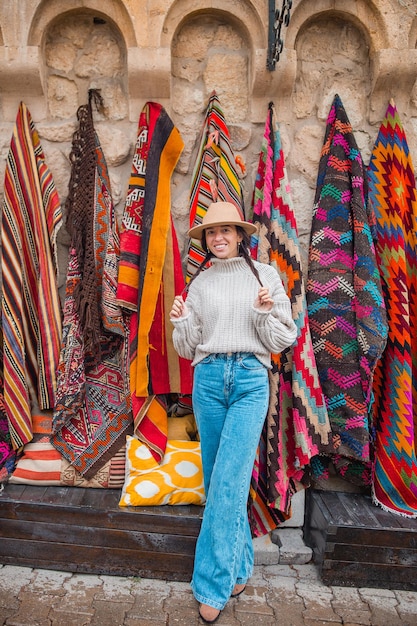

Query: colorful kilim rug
[307,94,388,487]
[0,341,17,482]
[248,103,331,535]
[117,102,192,462]
[1,102,62,450]
[52,97,132,478]
[186,91,245,280]
[368,100,417,517]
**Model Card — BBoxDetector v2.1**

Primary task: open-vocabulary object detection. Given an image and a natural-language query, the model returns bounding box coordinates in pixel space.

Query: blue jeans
[191,352,269,610]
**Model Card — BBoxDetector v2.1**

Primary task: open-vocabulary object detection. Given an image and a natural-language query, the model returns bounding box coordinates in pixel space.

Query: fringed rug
[307,94,388,488]
[52,92,131,478]
[248,102,331,535]
[117,101,192,462]
[368,100,417,517]
[186,91,245,280]
[1,102,62,450]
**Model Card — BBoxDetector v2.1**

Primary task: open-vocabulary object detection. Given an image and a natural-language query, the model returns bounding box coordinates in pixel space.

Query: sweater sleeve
[170,288,202,361]
[252,271,297,354]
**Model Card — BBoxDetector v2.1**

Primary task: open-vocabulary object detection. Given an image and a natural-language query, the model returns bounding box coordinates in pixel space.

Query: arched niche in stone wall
[170,10,251,126]
[26,0,135,118]
[284,0,417,120]
[28,0,136,47]
[278,5,376,257]
[154,1,281,123]
[39,9,128,120]
[283,0,382,120]
[292,11,371,125]
[285,0,390,53]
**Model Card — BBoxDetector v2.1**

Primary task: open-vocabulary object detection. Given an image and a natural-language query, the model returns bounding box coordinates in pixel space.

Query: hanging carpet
[248,102,331,535]
[117,101,192,463]
[0,339,16,482]
[306,94,388,488]
[1,101,62,455]
[368,100,417,517]
[186,91,245,281]
[52,91,131,478]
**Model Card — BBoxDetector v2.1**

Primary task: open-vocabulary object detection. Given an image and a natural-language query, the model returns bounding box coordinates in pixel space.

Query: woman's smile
[205,225,242,259]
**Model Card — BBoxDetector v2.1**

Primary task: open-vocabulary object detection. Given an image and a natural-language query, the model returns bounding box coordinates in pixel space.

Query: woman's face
[204,224,243,259]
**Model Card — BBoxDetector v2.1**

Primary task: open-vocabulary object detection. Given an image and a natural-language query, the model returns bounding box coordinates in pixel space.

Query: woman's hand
[254,286,273,312]
[170,295,189,319]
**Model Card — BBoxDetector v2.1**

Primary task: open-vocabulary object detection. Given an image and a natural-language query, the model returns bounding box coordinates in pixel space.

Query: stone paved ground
[1,562,416,626]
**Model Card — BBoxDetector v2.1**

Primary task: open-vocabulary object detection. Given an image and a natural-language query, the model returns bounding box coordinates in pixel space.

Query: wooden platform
[2,483,416,587]
[0,483,203,581]
[304,489,417,591]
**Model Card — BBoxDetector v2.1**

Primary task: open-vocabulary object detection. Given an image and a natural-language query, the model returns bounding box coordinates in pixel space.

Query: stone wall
[1,0,417,283]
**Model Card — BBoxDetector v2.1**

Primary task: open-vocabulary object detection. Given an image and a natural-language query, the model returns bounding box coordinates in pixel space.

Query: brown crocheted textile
[65,89,104,365]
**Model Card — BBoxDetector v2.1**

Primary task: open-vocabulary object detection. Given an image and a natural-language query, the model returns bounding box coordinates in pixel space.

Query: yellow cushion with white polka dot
[119,436,205,506]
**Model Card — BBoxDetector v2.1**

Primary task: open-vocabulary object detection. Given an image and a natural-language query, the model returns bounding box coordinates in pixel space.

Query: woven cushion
[9,442,62,485]
[60,446,126,488]
[119,436,205,506]
[9,412,126,488]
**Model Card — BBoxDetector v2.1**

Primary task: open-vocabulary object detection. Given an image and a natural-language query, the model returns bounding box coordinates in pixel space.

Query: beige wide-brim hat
[188,201,257,240]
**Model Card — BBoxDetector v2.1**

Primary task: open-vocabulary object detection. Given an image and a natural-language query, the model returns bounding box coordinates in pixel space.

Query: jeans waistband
[210,352,252,360]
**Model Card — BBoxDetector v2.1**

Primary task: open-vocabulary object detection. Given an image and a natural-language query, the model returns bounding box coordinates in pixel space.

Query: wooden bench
[0,483,203,581]
[3,483,416,588]
[304,489,417,591]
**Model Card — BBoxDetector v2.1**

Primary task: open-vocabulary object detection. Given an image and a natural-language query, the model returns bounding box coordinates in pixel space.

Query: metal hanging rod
[267,0,292,71]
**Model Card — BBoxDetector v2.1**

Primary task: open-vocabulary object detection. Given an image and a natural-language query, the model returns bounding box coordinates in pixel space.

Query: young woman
[170,201,297,623]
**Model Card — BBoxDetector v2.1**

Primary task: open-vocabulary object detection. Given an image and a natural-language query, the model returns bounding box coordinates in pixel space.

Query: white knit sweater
[171,256,297,368]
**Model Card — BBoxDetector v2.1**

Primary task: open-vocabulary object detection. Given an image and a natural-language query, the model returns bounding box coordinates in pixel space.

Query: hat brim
[188,219,257,240]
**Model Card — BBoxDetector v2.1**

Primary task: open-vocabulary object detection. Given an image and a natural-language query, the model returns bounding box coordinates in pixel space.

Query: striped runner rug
[0,357,16,482]
[248,102,331,535]
[368,100,417,517]
[117,102,192,462]
[186,91,245,280]
[1,102,62,450]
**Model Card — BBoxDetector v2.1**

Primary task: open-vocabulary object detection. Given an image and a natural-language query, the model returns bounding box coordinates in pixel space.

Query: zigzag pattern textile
[186,91,244,280]
[307,94,388,488]
[52,96,132,478]
[1,102,62,451]
[117,102,192,463]
[368,100,417,517]
[248,103,331,535]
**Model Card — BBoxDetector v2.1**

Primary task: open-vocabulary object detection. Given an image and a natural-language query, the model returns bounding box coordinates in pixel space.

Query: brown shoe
[199,603,221,623]
[231,583,246,598]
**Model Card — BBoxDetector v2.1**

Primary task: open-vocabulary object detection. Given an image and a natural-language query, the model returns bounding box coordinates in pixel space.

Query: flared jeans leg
[191,353,269,610]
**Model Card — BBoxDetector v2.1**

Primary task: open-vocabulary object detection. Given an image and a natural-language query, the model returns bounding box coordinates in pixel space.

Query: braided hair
[183,225,262,295]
